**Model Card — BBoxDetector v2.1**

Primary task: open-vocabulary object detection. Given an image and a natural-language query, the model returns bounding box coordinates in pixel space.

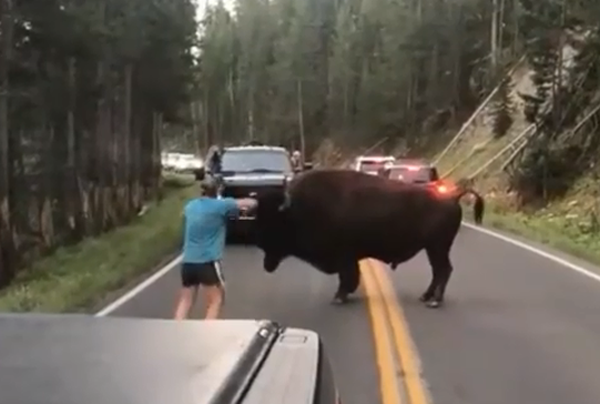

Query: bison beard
[254,169,485,308]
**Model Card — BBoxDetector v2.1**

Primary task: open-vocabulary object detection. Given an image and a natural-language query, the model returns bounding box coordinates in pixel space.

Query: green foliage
[0,0,198,286]
[509,0,600,202]
[195,0,600,208]
[197,0,508,152]
[0,185,194,312]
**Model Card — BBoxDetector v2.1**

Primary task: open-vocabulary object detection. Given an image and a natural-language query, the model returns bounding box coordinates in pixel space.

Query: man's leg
[174,263,200,320]
[201,261,225,320]
[203,285,224,319]
[174,286,198,320]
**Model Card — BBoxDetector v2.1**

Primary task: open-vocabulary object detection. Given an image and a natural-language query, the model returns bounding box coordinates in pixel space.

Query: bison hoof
[425,300,442,309]
[332,292,350,305]
[419,294,433,302]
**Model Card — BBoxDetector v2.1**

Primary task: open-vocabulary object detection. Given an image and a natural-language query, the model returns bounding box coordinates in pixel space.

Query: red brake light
[433,180,454,194]
[405,166,420,171]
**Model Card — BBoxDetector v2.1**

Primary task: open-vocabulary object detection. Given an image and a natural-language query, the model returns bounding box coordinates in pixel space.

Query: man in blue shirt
[174,176,257,320]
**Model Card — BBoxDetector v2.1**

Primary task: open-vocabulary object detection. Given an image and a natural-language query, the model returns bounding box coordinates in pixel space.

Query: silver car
[0,314,341,404]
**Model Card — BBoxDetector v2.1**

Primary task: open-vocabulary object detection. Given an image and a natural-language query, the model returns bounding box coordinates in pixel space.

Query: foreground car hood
[0,314,321,404]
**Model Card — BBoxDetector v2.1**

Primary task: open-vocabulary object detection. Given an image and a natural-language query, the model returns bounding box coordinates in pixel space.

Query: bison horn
[278,178,291,211]
[278,190,291,211]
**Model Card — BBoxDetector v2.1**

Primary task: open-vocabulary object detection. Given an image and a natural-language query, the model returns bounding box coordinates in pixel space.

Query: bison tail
[455,189,485,225]
[472,192,484,225]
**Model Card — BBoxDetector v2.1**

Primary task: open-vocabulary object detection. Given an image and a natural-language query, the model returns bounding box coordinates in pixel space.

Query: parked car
[353,155,395,175]
[381,159,457,197]
[162,152,203,173]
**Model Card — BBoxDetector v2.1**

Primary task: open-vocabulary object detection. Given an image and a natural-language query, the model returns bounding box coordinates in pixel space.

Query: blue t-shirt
[182,197,239,264]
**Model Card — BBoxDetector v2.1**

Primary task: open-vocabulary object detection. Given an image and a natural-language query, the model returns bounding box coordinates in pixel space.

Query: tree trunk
[123,64,133,217]
[94,61,111,232]
[65,56,84,241]
[0,0,15,285]
[150,112,163,201]
[296,79,306,162]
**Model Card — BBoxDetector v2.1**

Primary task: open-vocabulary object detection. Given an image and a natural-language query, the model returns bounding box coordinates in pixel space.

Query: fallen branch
[442,136,495,178]
[361,137,389,156]
[433,54,527,166]
[468,123,535,179]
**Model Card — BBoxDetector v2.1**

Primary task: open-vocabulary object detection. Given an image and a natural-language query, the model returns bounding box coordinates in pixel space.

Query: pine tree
[492,77,514,138]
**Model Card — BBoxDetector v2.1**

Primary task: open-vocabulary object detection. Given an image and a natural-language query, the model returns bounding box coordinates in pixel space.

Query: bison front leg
[422,247,453,308]
[332,261,360,304]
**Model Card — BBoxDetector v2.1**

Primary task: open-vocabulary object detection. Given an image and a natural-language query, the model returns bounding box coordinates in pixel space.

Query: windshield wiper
[245,168,283,173]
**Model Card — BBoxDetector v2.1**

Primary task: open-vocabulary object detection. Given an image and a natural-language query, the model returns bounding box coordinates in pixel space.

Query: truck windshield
[389,166,439,183]
[221,150,293,174]
[359,161,390,173]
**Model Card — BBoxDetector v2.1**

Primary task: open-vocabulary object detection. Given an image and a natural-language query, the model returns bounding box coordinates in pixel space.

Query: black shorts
[180,261,225,287]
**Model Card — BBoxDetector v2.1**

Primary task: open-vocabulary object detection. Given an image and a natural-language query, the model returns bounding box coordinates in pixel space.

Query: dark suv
[215,145,302,238]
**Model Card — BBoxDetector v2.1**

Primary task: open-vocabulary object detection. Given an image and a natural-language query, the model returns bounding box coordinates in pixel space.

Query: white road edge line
[462,222,600,283]
[94,255,182,317]
[95,221,600,317]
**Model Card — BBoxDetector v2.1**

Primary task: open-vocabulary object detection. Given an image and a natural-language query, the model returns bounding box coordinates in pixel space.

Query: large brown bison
[253,169,484,308]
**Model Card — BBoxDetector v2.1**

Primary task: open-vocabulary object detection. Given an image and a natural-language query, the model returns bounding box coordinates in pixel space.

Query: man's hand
[236,198,258,212]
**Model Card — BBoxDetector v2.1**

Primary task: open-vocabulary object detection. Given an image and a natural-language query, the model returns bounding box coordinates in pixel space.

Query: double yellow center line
[359,259,432,404]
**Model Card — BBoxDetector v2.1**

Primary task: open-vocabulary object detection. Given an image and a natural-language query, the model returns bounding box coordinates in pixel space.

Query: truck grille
[221,185,284,199]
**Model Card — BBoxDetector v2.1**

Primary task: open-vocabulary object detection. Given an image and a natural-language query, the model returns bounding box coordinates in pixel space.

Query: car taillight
[433,180,455,194]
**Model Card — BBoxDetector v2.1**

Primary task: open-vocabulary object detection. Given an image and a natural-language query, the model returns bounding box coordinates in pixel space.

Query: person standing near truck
[291,150,302,172]
[173,176,257,320]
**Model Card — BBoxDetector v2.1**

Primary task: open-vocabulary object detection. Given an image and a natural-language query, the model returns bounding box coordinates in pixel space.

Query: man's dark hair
[200,177,219,197]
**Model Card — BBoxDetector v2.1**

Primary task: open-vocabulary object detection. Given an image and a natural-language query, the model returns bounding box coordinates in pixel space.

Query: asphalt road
[107,245,380,404]
[394,225,600,404]
[107,226,600,404]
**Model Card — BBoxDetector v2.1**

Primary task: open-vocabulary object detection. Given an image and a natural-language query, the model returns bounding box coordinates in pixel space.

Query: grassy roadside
[465,197,600,269]
[0,179,196,313]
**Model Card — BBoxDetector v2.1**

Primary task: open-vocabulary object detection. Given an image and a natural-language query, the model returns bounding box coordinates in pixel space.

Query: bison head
[255,188,293,273]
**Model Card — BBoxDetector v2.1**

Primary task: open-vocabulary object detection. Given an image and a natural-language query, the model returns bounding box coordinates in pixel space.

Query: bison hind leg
[422,245,454,309]
[332,261,360,304]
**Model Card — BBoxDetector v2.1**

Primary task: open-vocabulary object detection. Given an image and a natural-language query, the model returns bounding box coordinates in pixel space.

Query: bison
[253,169,484,308]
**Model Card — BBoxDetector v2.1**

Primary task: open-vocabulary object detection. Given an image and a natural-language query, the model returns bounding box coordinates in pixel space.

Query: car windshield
[359,161,389,172]
[221,150,292,174]
[389,166,439,183]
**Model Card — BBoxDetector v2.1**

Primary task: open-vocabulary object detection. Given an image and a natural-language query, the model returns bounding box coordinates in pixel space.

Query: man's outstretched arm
[235,198,258,211]
[218,197,257,217]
